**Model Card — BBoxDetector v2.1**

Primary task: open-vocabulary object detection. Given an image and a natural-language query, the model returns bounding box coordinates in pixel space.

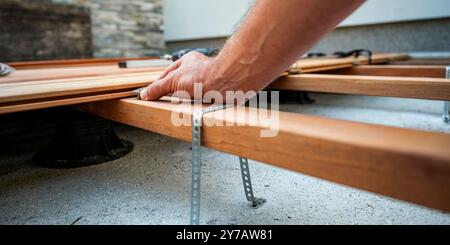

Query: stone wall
[51,0,165,58]
[0,0,93,62]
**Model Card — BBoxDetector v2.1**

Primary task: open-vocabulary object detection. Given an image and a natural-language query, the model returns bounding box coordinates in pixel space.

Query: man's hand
[140,0,364,101]
[140,51,222,100]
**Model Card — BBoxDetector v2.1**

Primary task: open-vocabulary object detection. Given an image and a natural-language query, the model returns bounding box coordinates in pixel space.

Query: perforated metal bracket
[190,104,232,225]
[190,110,202,225]
[190,104,265,225]
[0,63,15,77]
[443,67,450,123]
[239,157,266,208]
[444,101,449,123]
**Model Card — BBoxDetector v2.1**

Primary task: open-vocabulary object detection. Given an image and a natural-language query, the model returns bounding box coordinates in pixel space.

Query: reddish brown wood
[7,57,159,69]
[320,65,446,78]
[77,98,450,212]
[271,74,450,100]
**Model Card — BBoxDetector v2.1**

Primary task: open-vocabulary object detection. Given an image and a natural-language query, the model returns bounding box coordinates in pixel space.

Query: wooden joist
[320,65,448,78]
[77,98,450,212]
[271,74,450,100]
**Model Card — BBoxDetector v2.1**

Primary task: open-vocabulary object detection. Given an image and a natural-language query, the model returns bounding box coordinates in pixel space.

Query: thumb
[140,75,174,101]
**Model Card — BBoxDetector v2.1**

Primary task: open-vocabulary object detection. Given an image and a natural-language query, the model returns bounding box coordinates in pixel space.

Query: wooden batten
[77,98,450,212]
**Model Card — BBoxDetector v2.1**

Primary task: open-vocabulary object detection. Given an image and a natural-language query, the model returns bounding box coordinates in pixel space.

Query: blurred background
[1,0,449,62]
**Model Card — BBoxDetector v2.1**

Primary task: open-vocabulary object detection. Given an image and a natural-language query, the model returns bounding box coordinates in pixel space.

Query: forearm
[210,0,364,92]
[140,0,364,101]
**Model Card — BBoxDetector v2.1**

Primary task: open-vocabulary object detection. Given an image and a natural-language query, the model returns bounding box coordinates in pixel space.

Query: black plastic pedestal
[33,109,133,168]
[278,90,315,104]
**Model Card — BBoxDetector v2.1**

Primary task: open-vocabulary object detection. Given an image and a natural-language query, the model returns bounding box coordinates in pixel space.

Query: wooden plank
[7,57,159,69]
[271,74,450,100]
[2,52,407,84]
[77,98,450,212]
[0,65,166,84]
[388,58,450,66]
[300,64,353,74]
[320,65,447,78]
[0,72,159,104]
[0,70,160,88]
[0,52,409,114]
[289,53,409,72]
[0,90,135,114]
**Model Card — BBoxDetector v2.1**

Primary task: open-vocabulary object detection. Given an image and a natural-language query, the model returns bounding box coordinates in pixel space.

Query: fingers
[158,59,181,80]
[140,58,181,101]
[140,74,174,101]
[140,51,208,101]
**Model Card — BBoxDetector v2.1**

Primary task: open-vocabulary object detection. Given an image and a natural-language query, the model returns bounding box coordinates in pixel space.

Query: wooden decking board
[7,57,159,69]
[388,58,450,66]
[0,65,166,84]
[0,72,159,104]
[0,53,425,114]
[320,65,447,78]
[271,74,450,100]
[0,89,135,114]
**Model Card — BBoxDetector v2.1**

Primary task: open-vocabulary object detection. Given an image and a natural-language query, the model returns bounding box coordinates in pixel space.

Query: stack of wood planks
[1,53,409,114]
[2,53,450,212]
[0,66,160,114]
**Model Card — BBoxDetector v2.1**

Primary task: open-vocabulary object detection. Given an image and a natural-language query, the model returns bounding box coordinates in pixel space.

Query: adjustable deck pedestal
[33,109,133,168]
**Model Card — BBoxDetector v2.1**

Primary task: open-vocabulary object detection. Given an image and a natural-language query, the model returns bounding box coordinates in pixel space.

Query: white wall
[164,0,450,42]
[341,0,450,26]
[164,0,252,41]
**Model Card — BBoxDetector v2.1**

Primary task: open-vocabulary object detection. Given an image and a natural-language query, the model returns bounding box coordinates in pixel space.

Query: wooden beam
[78,98,450,212]
[320,65,447,78]
[271,74,450,100]
[388,58,450,66]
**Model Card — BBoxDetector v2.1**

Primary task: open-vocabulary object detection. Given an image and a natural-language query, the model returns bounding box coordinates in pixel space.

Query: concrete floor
[1,93,449,225]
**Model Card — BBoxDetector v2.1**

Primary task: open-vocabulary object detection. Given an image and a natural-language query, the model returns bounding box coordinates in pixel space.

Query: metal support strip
[239,157,266,208]
[444,66,450,123]
[190,104,265,225]
[0,63,15,77]
[191,104,232,225]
